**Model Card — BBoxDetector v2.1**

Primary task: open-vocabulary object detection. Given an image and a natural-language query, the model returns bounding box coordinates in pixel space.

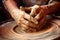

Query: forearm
[3,0,21,22]
[41,1,60,15]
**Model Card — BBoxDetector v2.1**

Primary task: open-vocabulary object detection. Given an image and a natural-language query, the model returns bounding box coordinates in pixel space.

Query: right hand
[19,5,46,32]
[20,5,46,30]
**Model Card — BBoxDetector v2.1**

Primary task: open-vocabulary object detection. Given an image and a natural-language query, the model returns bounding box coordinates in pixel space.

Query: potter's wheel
[0,19,60,40]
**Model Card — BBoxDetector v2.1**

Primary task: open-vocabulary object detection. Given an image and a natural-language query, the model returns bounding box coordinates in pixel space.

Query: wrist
[41,2,60,15]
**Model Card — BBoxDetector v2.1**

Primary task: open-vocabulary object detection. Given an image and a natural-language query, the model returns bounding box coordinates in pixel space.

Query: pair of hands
[18,5,46,32]
[4,0,60,32]
[4,0,47,32]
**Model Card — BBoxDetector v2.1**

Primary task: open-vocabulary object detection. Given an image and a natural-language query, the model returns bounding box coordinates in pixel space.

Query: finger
[30,8,37,17]
[35,12,42,20]
[30,5,40,16]
[23,12,38,24]
[20,18,38,28]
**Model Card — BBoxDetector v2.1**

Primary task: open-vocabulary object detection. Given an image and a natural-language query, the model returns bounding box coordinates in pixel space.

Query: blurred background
[0,0,12,23]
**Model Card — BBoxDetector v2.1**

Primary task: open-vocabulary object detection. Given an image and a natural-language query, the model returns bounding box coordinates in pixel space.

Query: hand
[30,5,47,29]
[9,8,39,32]
[20,5,47,32]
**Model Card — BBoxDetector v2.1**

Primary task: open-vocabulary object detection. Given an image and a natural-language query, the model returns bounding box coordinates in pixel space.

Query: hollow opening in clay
[14,21,53,34]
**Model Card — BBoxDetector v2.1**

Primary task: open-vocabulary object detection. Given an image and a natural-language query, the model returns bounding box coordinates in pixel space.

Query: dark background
[0,0,12,22]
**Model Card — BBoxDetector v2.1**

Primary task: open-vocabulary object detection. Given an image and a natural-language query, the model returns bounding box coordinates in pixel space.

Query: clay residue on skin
[19,6,47,33]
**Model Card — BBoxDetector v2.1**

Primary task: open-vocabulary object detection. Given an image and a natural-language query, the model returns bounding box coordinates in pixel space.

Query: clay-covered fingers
[35,9,46,21]
[17,10,38,24]
[19,18,38,28]
[30,5,40,17]
[34,10,46,29]
[35,11,43,20]
[23,12,38,24]
[30,7,37,16]
[33,14,46,29]
[20,6,38,24]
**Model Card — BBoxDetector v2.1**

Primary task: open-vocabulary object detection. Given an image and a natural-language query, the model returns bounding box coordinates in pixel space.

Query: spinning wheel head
[0,20,59,40]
